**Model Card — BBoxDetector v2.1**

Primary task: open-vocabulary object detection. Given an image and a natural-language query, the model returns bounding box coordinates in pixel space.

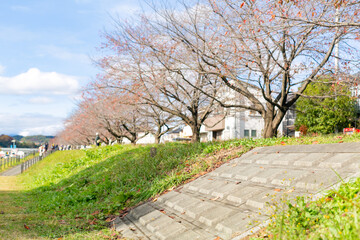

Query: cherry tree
[141,0,360,137]
[97,18,224,142]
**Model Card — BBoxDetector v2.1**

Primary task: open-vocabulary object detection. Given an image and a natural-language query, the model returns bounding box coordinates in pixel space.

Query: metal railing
[0,156,21,170]
[20,150,56,174]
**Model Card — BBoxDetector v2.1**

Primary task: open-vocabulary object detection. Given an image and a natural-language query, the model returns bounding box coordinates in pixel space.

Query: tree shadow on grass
[19,142,212,238]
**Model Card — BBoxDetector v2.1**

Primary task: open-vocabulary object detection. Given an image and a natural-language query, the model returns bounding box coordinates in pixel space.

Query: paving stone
[272,153,306,165]
[173,195,204,213]
[130,203,156,220]
[250,168,282,184]
[235,152,263,163]
[162,192,184,208]
[226,186,264,205]
[198,205,234,226]
[149,217,186,239]
[171,230,215,240]
[318,153,358,169]
[254,153,288,165]
[271,169,309,187]
[294,153,332,167]
[246,189,282,209]
[209,164,245,178]
[157,190,180,204]
[198,180,225,195]
[211,182,242,200]
[139,210,163,226]
[215,211,265,239]
[296,170,339,191]
[234,166,264,181]
[185,201,216,219]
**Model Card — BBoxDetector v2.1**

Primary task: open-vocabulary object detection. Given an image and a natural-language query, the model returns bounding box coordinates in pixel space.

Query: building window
[213,130,223,140]
[244,129,249,138]
[251,130,257,138]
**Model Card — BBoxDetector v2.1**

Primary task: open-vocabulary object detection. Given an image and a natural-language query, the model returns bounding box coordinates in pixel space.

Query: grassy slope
[1,134,360,239]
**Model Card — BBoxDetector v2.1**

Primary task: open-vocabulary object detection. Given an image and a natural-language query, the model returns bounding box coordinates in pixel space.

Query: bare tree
[97,17,224,142]
[141,0,359,137]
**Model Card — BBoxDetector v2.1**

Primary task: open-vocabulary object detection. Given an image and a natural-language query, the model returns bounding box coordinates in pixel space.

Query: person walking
[95,133,100,147]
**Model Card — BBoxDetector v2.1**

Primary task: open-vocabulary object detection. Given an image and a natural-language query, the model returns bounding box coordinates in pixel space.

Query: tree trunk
[155,135,160,144]
[262,108,286,138]
[191,125,201,143]
[155,127,161,144]
[263,120,278,138]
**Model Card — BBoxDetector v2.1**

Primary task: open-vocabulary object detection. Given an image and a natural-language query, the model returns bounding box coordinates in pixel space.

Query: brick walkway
[115,142,360,240]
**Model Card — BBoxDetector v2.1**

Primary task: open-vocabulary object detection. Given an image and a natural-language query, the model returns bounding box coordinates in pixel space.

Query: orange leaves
[240,2,245,8]
[91,210,100,216]
[24,224,30,230]
[274,188,282,192]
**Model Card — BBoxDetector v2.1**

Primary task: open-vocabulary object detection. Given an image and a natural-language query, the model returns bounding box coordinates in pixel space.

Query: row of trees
[55,0,360,145]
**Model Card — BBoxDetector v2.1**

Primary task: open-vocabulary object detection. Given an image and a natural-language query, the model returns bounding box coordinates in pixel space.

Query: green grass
[1,134,360,239]
[260,178,360,239]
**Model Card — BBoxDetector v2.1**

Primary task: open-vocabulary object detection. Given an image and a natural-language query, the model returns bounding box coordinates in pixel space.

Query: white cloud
[19,124,62,136]
[28,97,54,104]
[0,68,80,95]
[0,113,64,136]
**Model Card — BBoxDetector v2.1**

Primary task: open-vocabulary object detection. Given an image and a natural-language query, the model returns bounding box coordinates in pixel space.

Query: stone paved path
[115,142,360,240]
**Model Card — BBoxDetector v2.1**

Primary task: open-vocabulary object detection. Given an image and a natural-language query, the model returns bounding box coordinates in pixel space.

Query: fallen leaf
[253,152,258,155]
[236,181,241,185]
[105,217,116,222]
[129,227,136,231]
[208,178,213,181]
[274,188,281,192]
[91,210,100,216]
[276,151,280,154]
[213,237,221,240]
[338,141,343,143]
[160,209,166,214]
[152,198,158,202]
[24,224,30,230]
[285,189,294,193]
[169,216,175,219]
[211,196,220,201]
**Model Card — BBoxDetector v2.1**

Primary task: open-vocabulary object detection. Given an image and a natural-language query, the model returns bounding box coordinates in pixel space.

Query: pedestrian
[95,133,100,147]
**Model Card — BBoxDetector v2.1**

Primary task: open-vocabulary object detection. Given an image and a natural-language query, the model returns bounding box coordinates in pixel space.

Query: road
[0,165,21,176]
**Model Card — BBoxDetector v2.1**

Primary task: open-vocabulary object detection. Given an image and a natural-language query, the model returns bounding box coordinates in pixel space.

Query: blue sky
[0,0,143,136]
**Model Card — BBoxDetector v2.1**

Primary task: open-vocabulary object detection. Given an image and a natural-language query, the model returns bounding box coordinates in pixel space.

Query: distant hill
[0,135,54,148]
